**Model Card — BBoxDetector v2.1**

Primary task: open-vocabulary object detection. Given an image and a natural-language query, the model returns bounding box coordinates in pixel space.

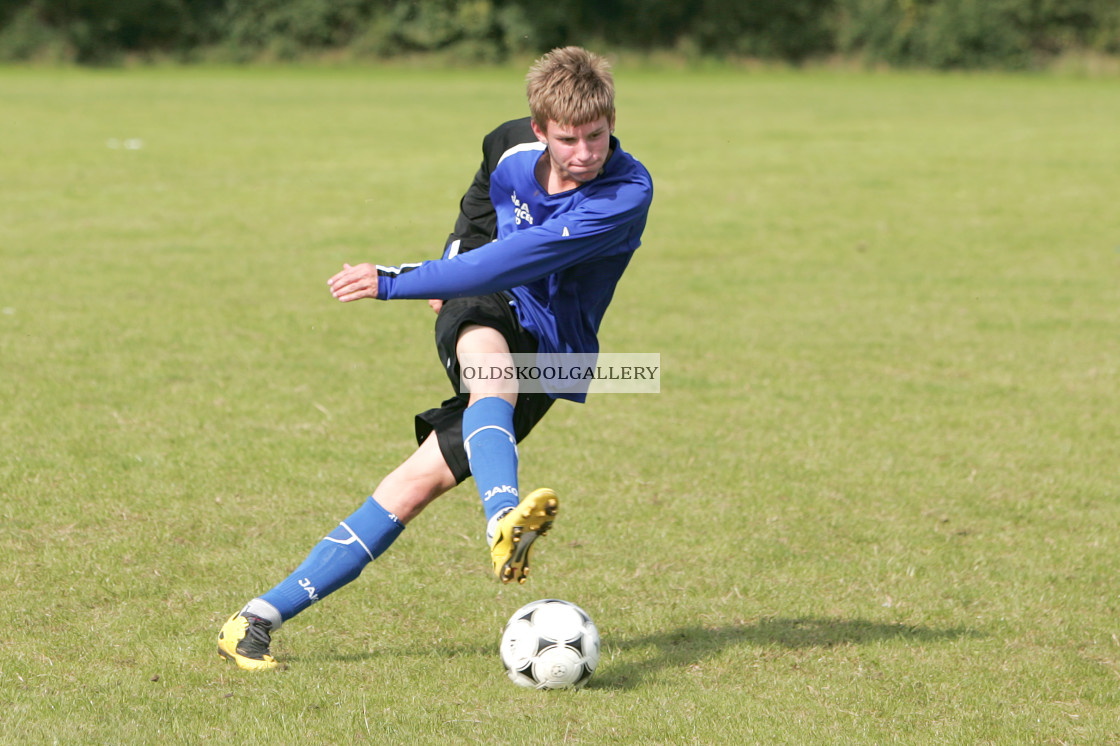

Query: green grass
[2,65,1119,744]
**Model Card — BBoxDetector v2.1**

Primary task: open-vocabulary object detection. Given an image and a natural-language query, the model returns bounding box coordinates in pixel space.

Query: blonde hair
[526,47,615,131]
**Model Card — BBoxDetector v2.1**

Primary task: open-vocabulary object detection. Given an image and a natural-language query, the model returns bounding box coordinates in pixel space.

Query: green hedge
[836,0,1120,69]
[1,0,1117,67]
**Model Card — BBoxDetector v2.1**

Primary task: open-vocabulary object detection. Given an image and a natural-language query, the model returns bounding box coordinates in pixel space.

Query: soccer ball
[500,599,600,689]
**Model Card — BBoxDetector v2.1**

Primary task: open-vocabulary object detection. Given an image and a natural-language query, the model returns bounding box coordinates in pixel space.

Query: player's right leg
[218,433,456,671]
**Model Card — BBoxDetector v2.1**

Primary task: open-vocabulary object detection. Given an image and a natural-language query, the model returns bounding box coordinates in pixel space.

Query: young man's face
[532,116,614,189]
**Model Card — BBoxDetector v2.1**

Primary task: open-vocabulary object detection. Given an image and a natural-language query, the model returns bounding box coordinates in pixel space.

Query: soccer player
[218,46,653,671]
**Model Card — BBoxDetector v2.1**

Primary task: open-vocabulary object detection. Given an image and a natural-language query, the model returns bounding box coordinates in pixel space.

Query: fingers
[328,262,378,302]
[326,262,353,287]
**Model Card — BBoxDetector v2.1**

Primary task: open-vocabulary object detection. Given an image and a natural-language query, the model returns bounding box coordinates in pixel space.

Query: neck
[536,152,581,195]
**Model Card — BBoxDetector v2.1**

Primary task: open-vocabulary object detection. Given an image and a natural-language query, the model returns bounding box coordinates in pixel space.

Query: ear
[530,118,549,144]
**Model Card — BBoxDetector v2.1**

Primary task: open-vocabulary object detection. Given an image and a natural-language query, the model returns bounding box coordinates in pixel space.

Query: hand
[328,263,379,302]
[428,299,443,314]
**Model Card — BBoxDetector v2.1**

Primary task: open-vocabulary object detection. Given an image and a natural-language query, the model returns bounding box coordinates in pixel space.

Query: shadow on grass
[297,615,982,689]
[592,616,983,690]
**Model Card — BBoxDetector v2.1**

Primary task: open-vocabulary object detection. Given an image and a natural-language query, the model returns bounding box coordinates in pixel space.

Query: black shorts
[415,292,555,485]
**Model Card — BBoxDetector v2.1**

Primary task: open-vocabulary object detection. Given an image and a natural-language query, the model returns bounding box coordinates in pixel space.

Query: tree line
[1,0,1117,68]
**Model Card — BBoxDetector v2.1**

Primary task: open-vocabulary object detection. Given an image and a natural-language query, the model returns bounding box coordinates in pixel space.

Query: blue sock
[258,497,404,623]
[463,397,520,521]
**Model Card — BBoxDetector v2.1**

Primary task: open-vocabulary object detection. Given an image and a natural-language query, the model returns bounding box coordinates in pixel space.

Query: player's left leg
[218,433,456,671]
[457,324,522,525]
[455,324,559,584]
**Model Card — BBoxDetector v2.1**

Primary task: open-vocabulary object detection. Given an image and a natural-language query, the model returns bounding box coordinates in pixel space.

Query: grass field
[2,64,1119,744]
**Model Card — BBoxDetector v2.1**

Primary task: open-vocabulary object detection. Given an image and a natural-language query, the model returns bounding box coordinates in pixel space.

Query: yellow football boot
[489,488,559,584]
[217,612,281,671]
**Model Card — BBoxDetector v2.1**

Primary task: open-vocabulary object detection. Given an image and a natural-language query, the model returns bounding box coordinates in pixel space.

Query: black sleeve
[441,117,536,258]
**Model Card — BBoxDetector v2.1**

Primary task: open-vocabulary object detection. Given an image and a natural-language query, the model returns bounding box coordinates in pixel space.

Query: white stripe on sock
[463,424,516,461]
[325,521,376,562]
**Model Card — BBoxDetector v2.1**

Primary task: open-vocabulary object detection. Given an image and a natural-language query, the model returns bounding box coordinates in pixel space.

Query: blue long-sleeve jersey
[376,119,653,400]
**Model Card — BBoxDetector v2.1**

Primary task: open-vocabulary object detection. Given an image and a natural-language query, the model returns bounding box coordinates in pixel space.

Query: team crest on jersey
[511,191,534,226]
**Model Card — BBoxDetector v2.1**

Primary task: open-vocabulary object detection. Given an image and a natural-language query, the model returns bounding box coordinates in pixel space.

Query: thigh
[457,323,516,405]
[433,293,536,395]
